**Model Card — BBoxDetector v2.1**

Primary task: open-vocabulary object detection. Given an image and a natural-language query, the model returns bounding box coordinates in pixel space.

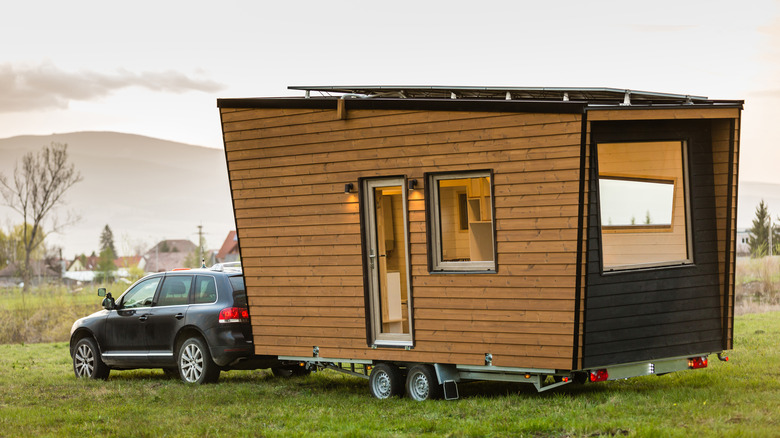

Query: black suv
[70,263,277,383]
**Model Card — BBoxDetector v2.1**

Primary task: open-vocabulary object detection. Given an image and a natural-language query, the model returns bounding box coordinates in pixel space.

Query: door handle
[138,314,148,321]
[174,313,184,320]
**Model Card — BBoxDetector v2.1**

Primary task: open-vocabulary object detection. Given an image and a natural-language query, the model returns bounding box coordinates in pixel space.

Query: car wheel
[73,337,110,380]
[369,363,404,399]
[405,364,443,401]
[178,337,220,384]
[271,365,311,378]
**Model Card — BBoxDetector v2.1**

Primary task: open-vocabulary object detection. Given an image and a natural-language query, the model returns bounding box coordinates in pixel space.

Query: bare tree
[0,142,82,291]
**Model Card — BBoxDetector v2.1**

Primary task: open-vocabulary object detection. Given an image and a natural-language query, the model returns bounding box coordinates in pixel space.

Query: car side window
[120,277,161,309]
[193,276,217,304]
[156,276,193,307]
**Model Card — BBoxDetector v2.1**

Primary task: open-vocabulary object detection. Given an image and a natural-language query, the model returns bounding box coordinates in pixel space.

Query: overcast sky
[2,0,779,183]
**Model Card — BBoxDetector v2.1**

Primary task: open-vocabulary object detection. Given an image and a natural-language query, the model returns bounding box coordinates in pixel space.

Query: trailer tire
[369,363,404,399]
[405,364,443,401]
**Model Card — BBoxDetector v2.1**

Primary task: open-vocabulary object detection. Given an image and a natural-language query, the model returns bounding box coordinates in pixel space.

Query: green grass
[0,313,777,437]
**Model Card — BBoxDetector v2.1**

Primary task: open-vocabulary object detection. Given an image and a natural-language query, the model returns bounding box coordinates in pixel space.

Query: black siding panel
[584,120,723,368]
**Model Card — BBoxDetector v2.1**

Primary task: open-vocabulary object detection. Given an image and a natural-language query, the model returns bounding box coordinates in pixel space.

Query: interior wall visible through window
[597,141,692,271]
[429,171,495,272]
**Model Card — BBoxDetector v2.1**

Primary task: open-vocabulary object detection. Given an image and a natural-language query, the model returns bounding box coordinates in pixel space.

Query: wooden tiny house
[218,87,742,399]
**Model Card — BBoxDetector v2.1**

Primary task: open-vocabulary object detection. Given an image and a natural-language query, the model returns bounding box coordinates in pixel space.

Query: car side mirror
[98,287,106,297]
[101,292,115,310]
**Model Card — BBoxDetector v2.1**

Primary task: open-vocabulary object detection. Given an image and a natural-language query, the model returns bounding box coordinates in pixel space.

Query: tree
[0,142,82,291]
[99,225,116,257]
[747,200,780,257]
[94,247,116,283]
[0,229,8,270]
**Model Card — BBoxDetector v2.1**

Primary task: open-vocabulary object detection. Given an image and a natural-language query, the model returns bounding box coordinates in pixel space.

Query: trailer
[217,86,741,400]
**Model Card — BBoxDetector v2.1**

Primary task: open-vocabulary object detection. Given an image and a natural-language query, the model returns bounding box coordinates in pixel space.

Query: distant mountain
[0,132,235,259]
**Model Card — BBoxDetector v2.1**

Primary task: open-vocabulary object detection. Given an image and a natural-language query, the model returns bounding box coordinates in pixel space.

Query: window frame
[426,170,497,273]
[596,140,694,273]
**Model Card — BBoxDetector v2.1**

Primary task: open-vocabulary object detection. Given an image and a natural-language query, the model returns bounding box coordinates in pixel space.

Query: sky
[1,0,780,242]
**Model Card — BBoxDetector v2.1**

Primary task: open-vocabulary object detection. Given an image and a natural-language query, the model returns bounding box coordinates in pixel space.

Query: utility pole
[197,224,204,264]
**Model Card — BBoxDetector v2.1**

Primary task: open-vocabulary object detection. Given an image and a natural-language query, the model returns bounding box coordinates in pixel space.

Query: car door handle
[138,314,148,321]
[174,313,184,320]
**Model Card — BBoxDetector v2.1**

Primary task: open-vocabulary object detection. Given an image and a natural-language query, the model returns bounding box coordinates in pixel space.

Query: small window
[156,276,192,306]
[597,141,692,271]
[193,276,218,304]
[428,171,495,272]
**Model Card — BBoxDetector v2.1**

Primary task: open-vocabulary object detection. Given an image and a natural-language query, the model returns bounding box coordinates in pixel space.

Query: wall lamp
[408,179,418,191]
[344,183,354,194]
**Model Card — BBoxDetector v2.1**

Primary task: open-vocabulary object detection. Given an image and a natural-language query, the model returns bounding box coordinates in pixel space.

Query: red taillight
[219,307,249,323]
[589,369,609,382]
[688,356,708,369]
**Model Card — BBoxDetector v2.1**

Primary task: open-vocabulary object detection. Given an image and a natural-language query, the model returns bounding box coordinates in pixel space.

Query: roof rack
[211,262,242,273]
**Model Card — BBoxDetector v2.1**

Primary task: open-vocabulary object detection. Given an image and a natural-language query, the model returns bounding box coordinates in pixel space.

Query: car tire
[405,364,443,401]
[369,363,404,399]
[271,365,311,378]
[73,337,110,380]
[178,337,220,384]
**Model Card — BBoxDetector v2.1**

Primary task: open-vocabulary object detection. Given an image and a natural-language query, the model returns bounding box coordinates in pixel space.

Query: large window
[428,171,495,272]
[597,141,692,271]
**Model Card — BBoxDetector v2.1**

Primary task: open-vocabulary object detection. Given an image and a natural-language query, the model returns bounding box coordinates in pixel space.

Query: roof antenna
[201,258,206,268]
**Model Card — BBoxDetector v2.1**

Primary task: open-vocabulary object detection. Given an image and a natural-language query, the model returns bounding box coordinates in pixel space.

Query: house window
[597,141,692,271]
[429,171,495,272]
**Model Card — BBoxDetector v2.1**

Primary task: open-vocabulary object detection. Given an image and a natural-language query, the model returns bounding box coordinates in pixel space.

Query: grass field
[0,312,777,437]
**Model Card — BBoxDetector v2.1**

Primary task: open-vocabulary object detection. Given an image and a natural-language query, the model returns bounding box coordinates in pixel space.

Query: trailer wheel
[405,364,443,401]
[369,363,404,399]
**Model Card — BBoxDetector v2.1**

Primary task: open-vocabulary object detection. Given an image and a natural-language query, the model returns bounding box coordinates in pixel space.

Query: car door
[145,274,193,365]
[101,276,162,366]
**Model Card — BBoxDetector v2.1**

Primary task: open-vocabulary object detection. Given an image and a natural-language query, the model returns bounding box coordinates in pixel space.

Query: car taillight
[688,356,708,369]
[589,369,609,382]
[219,307,249,323]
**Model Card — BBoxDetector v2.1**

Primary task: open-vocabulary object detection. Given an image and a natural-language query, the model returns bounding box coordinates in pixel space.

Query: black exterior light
[408,179,418,190]
[344,183,354,194]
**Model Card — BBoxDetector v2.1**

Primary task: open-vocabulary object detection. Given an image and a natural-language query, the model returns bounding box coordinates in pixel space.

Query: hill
[0,132,235,259]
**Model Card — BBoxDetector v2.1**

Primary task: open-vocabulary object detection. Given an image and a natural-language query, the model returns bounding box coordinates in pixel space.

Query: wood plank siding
[582,110,739,368]
[221,106,584,370]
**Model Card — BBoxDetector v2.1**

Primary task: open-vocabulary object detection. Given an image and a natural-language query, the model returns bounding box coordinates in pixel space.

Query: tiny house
[218,86,741,400]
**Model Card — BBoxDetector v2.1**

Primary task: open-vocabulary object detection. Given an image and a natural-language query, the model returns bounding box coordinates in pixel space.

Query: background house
[216,231,239,263]
[143,239,197,272]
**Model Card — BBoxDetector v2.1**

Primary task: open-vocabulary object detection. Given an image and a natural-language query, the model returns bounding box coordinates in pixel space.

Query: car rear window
[229,276,247,307]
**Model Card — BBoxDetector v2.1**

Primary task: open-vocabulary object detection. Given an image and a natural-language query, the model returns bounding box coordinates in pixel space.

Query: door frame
[360,176,414,348]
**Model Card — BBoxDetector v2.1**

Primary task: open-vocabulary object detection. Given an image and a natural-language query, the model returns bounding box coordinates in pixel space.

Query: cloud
[0,62,225,112]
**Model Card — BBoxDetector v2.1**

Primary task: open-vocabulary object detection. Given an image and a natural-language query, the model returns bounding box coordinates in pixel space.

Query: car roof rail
[211,261,242,273]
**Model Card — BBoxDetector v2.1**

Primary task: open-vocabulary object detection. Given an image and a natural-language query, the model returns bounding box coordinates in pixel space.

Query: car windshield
[229,276,247,307]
